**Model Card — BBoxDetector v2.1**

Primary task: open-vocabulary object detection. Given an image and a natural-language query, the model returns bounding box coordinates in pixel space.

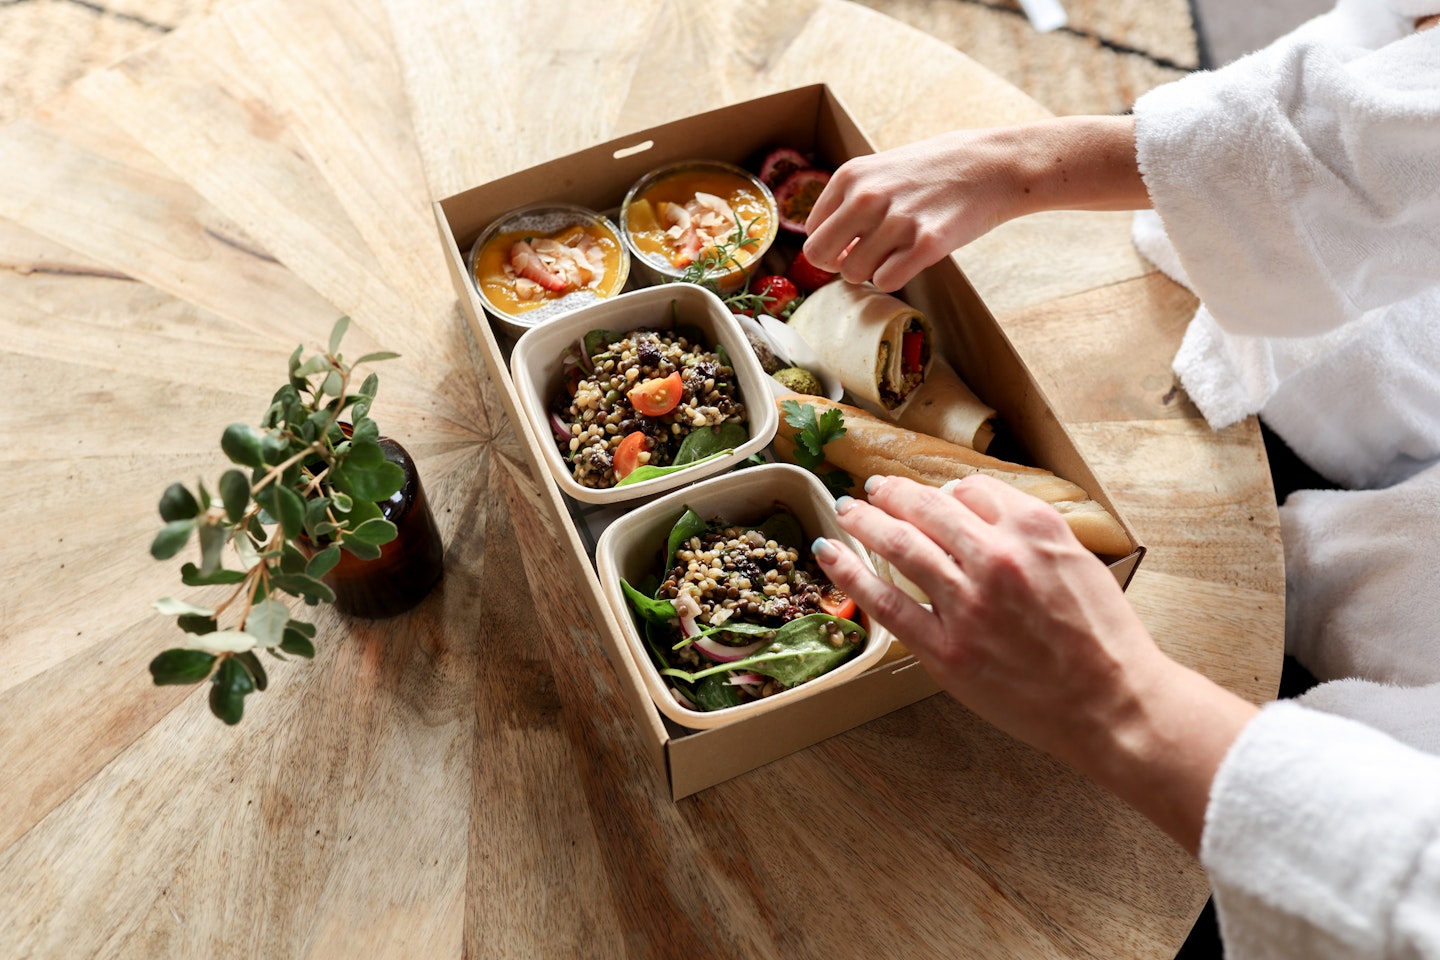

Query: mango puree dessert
[473,216,626,319]
[624,166,773,272]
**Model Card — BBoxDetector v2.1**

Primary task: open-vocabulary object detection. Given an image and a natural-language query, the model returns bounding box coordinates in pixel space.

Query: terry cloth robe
[1131,3,1440,958]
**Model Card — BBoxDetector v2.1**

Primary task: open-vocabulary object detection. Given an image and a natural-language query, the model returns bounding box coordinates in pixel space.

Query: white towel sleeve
[1281,459,1440,683]
[1202,700,1440,960]
[1133,21,1440,338]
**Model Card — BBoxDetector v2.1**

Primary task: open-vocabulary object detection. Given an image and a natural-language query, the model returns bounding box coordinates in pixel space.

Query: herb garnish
[780,399,853,497]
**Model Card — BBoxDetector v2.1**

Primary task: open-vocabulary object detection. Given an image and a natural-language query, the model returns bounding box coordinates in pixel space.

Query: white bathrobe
[1131,3,1440,957]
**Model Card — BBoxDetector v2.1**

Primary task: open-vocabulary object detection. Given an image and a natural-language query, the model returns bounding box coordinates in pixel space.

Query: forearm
[999,114,1151,218]
[1067,653,1258,855]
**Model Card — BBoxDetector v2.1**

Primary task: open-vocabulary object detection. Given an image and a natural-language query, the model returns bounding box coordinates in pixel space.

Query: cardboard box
[433,85,1144,800]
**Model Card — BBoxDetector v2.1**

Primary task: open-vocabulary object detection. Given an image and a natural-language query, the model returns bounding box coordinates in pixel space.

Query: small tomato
[819,584,858,621]
[613,432,651,481]
[627,371,685,417]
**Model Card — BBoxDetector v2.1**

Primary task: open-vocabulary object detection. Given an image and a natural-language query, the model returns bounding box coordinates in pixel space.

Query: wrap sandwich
[786,281,932,413]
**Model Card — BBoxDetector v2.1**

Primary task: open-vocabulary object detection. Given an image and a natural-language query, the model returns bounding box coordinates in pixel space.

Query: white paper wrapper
[787,281,932,413]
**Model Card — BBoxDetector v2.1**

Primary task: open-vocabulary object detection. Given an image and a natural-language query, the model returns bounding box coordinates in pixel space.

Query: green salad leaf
[658,613,864,687]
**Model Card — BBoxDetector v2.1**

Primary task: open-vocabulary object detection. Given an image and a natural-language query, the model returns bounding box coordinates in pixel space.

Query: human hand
[813,474,1166,766]
[801,129,1024,293]
[802,116,1148,293]
[811,473,1258,854]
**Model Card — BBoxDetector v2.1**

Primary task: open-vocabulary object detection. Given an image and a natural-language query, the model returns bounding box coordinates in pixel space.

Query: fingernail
[811,537,838,562]
[864,475,888,495]
[834,495,857,515]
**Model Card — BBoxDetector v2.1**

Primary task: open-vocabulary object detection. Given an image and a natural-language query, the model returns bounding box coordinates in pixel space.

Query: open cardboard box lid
[433,84,1143,799]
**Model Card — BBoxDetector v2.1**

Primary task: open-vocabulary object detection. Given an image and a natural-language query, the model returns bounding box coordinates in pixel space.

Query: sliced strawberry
[788,248,837,292]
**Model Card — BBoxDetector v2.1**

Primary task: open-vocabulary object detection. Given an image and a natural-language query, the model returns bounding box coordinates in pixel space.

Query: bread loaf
[774,395,1131,556]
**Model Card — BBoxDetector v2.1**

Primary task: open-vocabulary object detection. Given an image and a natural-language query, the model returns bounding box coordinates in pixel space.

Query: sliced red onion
[549,412,572,443]
[670,687,698,710]
[678,614,699,639]
[693,636,764,663]
[725,671,767,686]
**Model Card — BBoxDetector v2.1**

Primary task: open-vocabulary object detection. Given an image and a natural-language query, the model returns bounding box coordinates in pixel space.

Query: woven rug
[0,0,1198,124]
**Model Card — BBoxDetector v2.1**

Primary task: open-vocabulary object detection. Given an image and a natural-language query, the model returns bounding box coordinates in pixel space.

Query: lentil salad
[553,326,748,489]
[621,507,865,712]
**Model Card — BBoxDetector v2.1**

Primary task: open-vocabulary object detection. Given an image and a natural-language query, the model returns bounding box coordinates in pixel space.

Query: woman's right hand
[812,474,1258,854]
[802,115,1150,293]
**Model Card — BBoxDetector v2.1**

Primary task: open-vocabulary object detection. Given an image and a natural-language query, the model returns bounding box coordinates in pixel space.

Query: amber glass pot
[316,433,445,618]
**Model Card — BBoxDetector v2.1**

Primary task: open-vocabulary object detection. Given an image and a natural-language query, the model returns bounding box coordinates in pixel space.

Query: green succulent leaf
[198,521,227,577]
[149,648,217,686]
[330,491,354,514]
[295,354,331,378]
[350,417,380,443]
[208,657,255,725]
[350,518,398,546]
[153,597,215,617]
[221,423,265,468]
[355,351,399,365]
[158,483,200,522]
[190,629,259,654]
[287,344,305,388]
[234,651,269,691]
[279,626,316,658]
[271,572,336,604]
[336,462,405,502]
[341,538,382,561]
[329,315,351,354]
[177,613,219,635]
[274,485,306,541]
[307,544,342,578]
[151,520,195,560]
[279,541,308,574]
[358,372,379,399]
[259,431,290,466]
[244,598,291,648]
[218,469,250,524]
[180,562,246,586]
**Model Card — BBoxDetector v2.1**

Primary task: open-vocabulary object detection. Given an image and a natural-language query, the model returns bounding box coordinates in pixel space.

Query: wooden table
[0,1,1283,957]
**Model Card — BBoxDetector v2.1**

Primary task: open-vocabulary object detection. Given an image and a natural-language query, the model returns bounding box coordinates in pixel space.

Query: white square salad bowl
[509,283,779,505]
[594,462,894,730]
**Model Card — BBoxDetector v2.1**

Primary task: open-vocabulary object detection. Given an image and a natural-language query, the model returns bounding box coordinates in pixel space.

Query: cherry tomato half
[628,371,685,418]
[613,431,651,481]
[819,584,858,620]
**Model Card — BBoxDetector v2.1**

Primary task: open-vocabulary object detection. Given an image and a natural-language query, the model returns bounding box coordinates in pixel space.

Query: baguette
[774,394,1131,556]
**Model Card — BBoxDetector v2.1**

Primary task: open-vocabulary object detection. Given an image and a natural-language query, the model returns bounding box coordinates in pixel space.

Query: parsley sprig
[780,399,853,497]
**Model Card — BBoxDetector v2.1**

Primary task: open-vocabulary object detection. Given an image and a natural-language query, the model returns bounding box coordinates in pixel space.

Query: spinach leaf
[674,420,749,467]
[583,328,623,363]
[716,343,732,369]
[757,510,804,552]
[692,674,746,710]
[674,323,706,346]
[615,449,733,487]
[665,508,707,571]
[620,578,678,626]
[658,614,865,688]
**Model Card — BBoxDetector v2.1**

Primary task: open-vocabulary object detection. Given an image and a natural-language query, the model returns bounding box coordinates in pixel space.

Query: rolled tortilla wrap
[895,359,996,453]
[787,280,931,412]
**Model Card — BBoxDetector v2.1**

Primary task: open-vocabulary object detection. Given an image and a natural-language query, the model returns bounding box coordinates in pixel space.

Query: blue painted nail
[864,475,887,495]
[834,495,856,514]
[811,536,837,562]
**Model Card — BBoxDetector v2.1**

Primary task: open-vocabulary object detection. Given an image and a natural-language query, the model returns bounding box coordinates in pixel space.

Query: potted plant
[147,317,444,724]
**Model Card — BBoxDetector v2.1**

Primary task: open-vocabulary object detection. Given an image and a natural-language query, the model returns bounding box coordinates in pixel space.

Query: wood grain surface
[0,0,1283,957]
